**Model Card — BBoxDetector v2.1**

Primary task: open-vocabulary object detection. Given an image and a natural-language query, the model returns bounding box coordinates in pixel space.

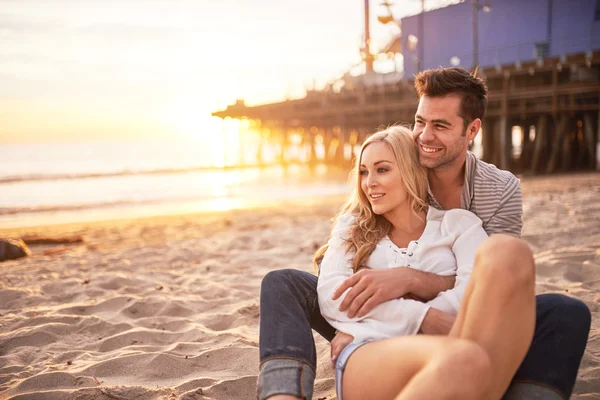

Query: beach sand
[0,173,599,400]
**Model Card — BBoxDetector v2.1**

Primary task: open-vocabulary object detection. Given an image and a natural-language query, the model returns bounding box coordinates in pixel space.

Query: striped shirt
[427,151,523,238]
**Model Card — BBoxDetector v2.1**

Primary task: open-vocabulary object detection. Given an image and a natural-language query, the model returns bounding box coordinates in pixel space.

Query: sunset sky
[0,0,457,144]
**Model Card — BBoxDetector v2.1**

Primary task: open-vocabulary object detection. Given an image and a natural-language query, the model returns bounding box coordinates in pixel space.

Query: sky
[0,0,458,144]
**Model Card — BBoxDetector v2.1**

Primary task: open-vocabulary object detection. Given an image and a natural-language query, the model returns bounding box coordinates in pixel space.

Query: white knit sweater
[317,207,488,343]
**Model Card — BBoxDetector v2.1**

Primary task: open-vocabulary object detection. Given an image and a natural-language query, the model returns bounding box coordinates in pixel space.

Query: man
[258,67,591,400]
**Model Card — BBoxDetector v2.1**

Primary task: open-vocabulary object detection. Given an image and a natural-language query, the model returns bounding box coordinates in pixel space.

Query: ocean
[0,139,351,228]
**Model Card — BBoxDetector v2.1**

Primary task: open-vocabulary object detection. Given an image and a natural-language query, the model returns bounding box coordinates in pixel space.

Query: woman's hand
[330,331,354,366]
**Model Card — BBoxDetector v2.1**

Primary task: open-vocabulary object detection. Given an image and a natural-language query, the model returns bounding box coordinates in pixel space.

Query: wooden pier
[213,50,600,174]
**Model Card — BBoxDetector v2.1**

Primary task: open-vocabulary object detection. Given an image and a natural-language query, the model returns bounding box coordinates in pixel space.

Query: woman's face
[359,141,408,215]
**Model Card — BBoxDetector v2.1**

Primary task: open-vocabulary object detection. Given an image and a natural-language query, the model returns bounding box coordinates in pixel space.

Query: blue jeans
[258,269,591,400]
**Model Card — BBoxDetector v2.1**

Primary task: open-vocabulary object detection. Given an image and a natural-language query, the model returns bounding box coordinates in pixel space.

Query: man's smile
[419,143,443,153]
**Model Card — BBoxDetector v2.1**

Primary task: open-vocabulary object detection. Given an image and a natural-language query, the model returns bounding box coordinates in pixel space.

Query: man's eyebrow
[415,114,452,126]
[360,160,392,167]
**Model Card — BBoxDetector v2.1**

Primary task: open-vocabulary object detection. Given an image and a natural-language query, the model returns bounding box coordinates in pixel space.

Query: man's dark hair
[414,67,488,131]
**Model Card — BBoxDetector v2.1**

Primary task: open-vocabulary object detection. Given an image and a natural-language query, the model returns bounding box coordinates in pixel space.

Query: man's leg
[504,294,591,400]
[258,269,336,400]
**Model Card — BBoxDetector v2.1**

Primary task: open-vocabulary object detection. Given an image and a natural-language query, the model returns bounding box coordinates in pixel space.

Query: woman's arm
[426,210,489,315]
[317,214,356,324]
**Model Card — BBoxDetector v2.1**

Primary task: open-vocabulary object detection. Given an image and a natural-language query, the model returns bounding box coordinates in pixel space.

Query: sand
[0,173,599,400]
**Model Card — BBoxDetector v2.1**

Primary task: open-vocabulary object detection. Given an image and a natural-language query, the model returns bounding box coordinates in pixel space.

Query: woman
[315,125,535,400]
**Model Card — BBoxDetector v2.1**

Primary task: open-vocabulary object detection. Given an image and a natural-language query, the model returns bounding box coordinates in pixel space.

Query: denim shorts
[335,341,372,400]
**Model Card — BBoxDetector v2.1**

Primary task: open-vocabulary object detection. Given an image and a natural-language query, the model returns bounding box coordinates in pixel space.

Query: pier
[212,0,600,174]
[213,50,599,174]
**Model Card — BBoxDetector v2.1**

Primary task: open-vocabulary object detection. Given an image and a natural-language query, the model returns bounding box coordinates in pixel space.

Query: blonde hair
[313,125,428,273]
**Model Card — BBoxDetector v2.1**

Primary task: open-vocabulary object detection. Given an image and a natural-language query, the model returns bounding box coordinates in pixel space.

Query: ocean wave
[0,195,215,216]
[0,164,279,185]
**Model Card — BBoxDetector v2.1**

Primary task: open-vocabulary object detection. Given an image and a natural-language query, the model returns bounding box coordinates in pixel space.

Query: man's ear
[467,119,481,141]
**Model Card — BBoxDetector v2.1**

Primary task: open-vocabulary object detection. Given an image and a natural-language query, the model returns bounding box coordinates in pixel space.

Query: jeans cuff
[257,358,315,400]
[503,382,566,400]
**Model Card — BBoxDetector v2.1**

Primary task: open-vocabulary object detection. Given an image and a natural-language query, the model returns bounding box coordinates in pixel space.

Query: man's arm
[419,308,455,334]
[321,262,434,339]
[408,270,456,302]
[333,267,455,318]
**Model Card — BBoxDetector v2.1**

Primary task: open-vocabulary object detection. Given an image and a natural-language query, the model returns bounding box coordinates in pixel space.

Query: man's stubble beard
[419,140,468,171]
[417,126,470,170]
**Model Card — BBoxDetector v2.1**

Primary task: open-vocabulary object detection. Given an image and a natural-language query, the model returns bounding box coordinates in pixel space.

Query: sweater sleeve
[484,174,523,238]
[427,210,488,315]
[317,214,431,343]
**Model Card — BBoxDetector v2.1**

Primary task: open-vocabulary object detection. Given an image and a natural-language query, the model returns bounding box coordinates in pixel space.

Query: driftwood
[21,235,85,245]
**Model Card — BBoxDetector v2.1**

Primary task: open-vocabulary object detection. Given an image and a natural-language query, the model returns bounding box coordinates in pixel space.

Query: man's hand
[333,268,457,318]
[330,331,354,366]
[419,308,456,335]
[332,268,415,318]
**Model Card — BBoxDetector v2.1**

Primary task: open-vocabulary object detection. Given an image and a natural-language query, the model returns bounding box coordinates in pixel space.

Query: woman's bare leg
[342,234,536,400]
[394,339,492,400]
[342,336,491,400]
[448,234,536,397]
[449,235,534,336]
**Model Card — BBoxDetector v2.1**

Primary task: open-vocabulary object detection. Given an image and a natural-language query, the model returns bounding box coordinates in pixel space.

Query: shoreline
[0,162,353,231]
[0,193,349,235]
[2,171,599,234]
[0,160,352,186]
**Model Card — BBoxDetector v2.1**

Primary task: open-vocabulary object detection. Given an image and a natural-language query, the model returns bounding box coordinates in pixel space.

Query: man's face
[412,94,478,170]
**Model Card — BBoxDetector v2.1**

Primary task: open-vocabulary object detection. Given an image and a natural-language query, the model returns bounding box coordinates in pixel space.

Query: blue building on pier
[401,0,600,77]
